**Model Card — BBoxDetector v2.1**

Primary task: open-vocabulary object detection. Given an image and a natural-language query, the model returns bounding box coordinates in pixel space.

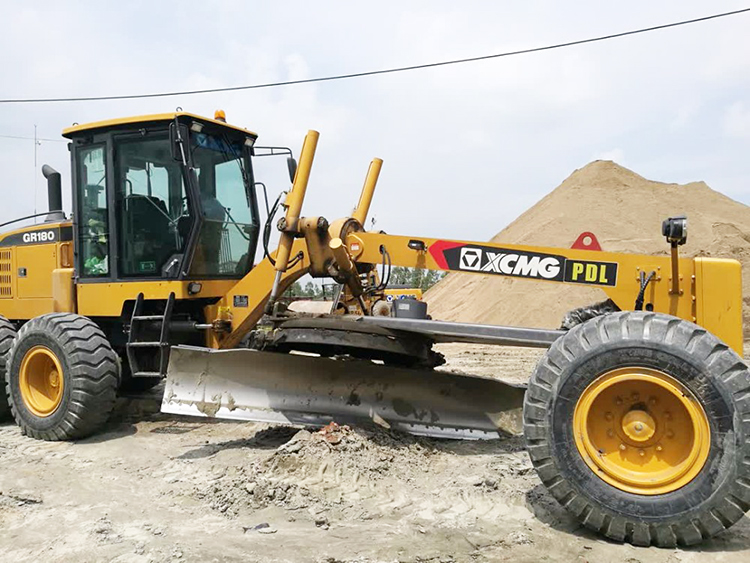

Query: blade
[161,346,526,439]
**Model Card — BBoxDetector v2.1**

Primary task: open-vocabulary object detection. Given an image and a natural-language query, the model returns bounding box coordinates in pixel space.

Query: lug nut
[615,397,623,405]
[664,411,672,421]
[667,430,675,439]
[656,445,663,452]
[649,396,657,405]
[619,444,627,451]
[605,412,613,421]
[632,392,640,401]
[639,449,645,457]
[607,429,614,437]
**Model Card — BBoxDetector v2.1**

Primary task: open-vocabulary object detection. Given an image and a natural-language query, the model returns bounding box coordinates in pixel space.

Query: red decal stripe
[428,240,464,270]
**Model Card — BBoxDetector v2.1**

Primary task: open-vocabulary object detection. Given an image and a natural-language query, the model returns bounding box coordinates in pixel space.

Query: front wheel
[6,313,119,440]
[524,312,750,547]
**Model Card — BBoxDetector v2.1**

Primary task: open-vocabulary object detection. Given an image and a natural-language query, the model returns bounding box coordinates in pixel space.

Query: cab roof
[61,112,258,139]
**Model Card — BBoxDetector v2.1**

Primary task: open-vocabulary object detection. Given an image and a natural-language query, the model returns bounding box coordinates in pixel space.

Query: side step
[126,292,175,378]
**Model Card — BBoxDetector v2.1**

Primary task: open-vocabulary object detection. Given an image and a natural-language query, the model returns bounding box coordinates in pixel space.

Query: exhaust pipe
[41,164,65,222]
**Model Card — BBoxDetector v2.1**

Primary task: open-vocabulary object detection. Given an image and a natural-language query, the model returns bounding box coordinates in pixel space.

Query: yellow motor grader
[0,111,748,548]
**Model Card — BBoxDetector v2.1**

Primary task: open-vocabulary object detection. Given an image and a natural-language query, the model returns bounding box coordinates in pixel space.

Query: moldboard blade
[161,346,526,439]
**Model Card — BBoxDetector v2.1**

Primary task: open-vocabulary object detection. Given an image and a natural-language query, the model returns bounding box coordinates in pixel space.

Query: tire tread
[0,315,17,420]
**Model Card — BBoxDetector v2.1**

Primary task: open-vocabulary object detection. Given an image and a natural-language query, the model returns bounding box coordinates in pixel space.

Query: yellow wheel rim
[19,345,65,417]
[573,367,710,495]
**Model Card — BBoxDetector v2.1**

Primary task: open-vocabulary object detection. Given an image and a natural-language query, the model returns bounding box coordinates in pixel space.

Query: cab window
[77,145,109,277]
[115,135,191,277]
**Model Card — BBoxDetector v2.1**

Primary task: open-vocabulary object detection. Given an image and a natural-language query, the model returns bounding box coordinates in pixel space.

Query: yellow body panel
[694,257,743,353]
[0,299,57,320]
[210,241,309,349]
[51,268,76,313]
[16,245,56,298]
[76,279,238,317]
[62,112,257,138]
[0,222,74,321]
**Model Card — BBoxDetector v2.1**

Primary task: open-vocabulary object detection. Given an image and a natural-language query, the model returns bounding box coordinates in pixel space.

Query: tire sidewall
[8,327,74,432]
[0,316,17,419]
[0,371,9,419]
[545,318,739,523]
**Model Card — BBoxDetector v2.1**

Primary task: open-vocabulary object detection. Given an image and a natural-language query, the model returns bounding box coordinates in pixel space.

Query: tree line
[286,267,446,299]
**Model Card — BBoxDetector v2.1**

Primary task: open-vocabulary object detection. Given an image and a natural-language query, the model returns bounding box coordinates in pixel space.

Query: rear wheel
[524,312,750,547]
[0,316,17,421]
[6,313,119,440]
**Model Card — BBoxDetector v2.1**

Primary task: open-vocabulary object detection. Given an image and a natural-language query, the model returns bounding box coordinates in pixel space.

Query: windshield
[188,132,259,277]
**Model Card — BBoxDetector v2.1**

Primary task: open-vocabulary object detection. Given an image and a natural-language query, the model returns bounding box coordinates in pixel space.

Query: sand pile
[426,161,750,337]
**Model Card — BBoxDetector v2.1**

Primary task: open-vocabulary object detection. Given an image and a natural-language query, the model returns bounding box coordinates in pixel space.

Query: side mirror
[287,157,298,183]
[169,122,191,162]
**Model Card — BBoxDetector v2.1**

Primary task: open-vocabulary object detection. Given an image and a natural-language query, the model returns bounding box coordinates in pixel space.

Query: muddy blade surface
[161,346,526,439]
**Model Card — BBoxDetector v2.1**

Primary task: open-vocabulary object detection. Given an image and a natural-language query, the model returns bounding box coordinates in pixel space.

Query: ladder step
[132,315,165,321]
[128,341,168,348]
[131,371,163,378]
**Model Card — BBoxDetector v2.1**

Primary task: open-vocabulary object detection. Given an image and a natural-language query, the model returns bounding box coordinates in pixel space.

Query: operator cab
[63,112,260,282]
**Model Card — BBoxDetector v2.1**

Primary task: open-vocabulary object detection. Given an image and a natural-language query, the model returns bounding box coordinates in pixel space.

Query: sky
[1,1,749,243]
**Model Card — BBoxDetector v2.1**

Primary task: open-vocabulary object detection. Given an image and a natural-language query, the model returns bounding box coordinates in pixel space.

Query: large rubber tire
[6,313,119,441]
[0,315,17,421]
[524,312,750,547]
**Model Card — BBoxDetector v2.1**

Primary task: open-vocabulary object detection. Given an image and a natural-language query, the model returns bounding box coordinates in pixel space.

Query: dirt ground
[1,345,749,563]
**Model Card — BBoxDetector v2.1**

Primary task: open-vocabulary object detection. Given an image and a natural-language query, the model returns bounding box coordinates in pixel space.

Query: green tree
[388,267,445,291]
[286,281,305,298]
[285,280,323,299]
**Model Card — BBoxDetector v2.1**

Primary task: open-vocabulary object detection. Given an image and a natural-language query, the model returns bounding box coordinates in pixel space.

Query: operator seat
[122,195,173,275]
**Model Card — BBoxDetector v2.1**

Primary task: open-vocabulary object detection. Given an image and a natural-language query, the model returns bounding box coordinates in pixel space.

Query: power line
[1,7,749,105]
[0,133,66,142]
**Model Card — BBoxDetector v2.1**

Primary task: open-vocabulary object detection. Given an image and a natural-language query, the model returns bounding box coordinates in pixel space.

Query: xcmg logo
[432,241,619,287]
[458,246,562,280]
[22,230,56,244]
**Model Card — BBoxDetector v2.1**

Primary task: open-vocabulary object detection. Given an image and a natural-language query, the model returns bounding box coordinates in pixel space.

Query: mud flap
[161,346,526,439]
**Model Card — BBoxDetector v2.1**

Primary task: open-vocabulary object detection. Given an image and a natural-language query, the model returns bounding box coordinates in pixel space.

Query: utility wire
[1,7,748,105]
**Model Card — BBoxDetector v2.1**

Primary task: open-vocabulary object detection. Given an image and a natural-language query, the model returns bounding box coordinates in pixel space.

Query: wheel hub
[621,410,656,442]
[19,345,65,417]
[573,367,710,495]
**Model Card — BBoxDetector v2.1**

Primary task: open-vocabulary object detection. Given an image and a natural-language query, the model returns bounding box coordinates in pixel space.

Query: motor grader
[0,111,748,548]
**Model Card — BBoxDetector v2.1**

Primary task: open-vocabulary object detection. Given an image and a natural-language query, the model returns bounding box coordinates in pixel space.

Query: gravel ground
[1,345,749,563]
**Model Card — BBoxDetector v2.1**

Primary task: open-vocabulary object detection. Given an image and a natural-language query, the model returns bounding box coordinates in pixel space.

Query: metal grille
[219,228,234,274]
[0,249,13,298]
